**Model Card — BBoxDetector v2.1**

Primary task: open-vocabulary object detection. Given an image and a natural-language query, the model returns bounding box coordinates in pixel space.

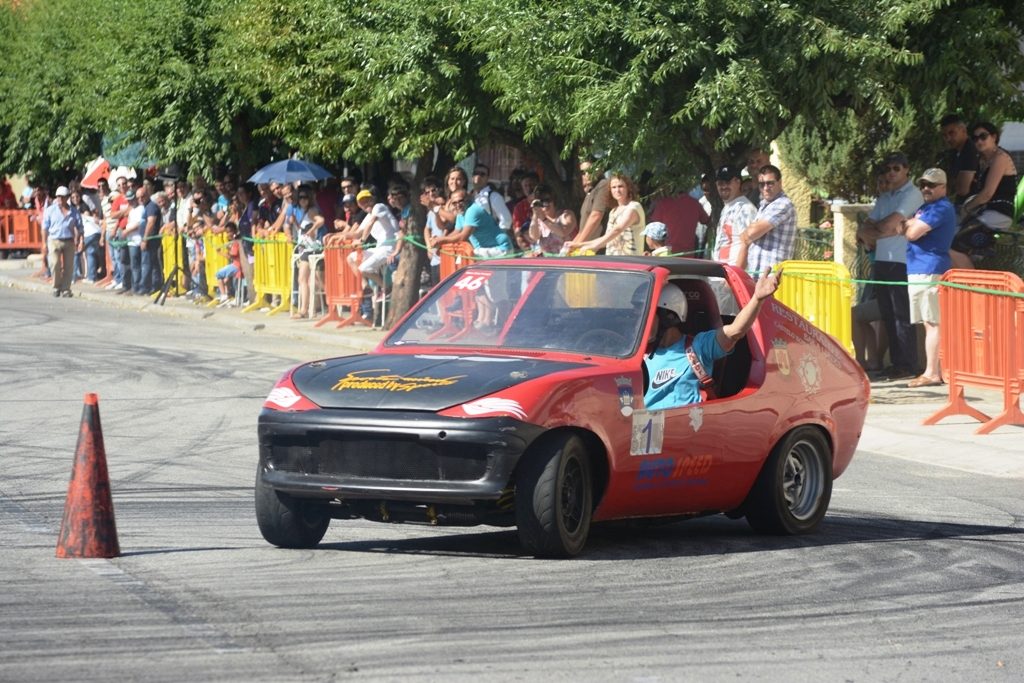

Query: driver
[644,268,781,410]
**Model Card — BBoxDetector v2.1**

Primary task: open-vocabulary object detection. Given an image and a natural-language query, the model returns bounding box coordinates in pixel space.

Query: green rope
[779,269,1024,299]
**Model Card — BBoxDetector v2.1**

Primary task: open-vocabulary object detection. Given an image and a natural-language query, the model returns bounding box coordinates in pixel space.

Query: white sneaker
[112,283,124,291]
[105,282,118,290]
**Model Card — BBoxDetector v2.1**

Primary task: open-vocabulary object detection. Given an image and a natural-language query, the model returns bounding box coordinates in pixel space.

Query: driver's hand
[754,267,781,301]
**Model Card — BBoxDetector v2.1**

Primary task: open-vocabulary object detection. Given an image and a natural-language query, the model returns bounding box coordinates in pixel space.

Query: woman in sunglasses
[951,122,1019,268]
[961,122,1017,228]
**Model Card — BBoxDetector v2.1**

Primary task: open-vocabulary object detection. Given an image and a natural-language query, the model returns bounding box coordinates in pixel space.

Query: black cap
[716,165,742,182]
[882,152,909,167]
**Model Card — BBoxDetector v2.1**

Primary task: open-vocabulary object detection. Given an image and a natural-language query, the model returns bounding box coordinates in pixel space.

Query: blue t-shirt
[643,330,726,410]
[458,203,511,252]
[142,201,161,237]
[906,197,956,275]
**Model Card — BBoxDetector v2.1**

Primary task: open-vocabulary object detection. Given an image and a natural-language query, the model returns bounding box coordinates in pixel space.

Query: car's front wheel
[515,433,593,558]
[745,427,832,535]
[255,467,330,548]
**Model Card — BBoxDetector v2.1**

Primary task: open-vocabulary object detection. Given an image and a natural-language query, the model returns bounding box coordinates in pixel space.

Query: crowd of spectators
[10,115,1021,384]
[853,116,1019,388]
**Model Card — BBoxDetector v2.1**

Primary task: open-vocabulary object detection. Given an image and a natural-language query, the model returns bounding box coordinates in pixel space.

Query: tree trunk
[386,201,427,329]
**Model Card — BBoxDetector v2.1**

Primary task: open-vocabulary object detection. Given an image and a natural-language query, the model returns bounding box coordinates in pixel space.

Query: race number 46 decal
[452,271,492,291]
[630,409,665,456]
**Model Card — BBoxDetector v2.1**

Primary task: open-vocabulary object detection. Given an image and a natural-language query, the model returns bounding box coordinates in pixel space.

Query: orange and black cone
[55,393,120,558]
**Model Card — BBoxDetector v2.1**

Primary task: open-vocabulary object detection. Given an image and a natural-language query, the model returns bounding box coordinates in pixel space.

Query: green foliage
[219,0,495,163]
[100,0,272,175]
[0,0,110,181]
[1,0,1022,200]
[464,0,937,192]
[780,0,1024,199]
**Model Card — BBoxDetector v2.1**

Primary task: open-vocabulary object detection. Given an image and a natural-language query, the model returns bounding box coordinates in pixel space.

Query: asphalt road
[1,287,1022,682]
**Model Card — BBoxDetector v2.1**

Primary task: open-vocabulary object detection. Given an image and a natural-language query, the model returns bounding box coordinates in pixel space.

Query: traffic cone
[55,393,120,558]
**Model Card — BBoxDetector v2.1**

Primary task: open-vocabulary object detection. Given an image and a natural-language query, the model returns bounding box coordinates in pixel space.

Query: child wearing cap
[643,221,670,256]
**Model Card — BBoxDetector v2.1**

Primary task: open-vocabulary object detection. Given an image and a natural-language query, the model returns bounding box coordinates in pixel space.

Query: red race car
[257,257,869,557]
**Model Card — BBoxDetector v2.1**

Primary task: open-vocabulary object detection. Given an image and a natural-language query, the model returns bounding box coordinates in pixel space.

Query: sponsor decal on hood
[292,353,587,411]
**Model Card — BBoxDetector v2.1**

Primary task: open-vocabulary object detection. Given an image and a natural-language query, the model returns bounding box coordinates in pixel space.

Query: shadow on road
[315,513,1024,560]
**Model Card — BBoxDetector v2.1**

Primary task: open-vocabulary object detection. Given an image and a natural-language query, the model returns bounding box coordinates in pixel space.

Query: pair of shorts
[908,273,941,324]
[216,263,239,280]
[359,246,390,274]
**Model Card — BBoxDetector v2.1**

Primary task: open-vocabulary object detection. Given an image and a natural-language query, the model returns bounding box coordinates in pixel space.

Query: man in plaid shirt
[740,164,797,272]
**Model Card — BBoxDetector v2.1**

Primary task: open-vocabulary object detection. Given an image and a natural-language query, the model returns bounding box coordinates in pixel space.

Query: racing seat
[672,278,720,337]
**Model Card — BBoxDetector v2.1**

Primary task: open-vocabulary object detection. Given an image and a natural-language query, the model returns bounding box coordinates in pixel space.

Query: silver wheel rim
[783,439,825,521]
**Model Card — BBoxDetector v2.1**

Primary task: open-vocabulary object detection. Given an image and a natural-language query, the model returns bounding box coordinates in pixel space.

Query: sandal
[907,375,943,388]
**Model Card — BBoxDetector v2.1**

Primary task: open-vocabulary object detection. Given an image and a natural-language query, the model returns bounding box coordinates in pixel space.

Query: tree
[780,0,1024,199]
[466,0,1024,198]
[0,0,110,183]
[100,0,273,177]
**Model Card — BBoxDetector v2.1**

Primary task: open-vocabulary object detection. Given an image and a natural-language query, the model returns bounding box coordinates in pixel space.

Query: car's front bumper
[258,408,545,505]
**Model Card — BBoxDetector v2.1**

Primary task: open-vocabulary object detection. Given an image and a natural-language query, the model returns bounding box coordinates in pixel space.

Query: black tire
[255,467,330,548]
[515,434,593,558]
[745,427,832,535]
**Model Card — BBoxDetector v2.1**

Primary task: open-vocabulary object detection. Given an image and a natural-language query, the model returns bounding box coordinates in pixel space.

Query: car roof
[480,256,730,278]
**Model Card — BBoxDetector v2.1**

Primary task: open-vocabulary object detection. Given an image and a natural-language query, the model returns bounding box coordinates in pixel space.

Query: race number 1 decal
[630,409,665,456]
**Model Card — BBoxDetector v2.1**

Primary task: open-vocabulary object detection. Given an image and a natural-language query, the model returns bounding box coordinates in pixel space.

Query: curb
[0,262,386,353]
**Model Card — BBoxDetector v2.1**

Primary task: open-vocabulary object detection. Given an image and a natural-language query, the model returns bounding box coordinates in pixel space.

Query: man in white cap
[41,186,83,297]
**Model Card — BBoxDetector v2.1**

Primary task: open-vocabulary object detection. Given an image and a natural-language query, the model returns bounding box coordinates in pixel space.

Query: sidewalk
[0,257,387,353]
[3,257,1021,478]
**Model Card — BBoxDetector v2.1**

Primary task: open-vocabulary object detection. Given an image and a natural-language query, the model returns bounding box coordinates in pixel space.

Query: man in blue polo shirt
[901,168,957,388]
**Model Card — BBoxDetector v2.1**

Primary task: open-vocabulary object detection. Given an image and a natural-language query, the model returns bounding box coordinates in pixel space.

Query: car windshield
[387,265,653,357]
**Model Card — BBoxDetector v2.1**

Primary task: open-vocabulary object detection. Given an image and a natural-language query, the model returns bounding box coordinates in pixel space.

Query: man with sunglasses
[739,164,796,273]
[899,168,956,388]
[858,152,924,381]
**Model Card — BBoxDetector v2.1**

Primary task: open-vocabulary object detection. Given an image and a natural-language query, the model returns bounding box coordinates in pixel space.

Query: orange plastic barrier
[315,241,370,329]
[0,209,42,251]
[923,269,1024,434]
[438,242,475,281]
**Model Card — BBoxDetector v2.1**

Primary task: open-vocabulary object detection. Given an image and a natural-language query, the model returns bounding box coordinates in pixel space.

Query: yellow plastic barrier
[202,230,232,305]
[242,233,293,316]
[774,260,854,355]
[564,249,598,308]
[159,232,186,296]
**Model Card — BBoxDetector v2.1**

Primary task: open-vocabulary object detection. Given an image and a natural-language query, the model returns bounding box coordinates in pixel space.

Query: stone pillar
[829,202,874,274]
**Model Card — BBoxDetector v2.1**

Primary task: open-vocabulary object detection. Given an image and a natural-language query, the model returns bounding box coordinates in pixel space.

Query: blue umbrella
[248,159,334,184]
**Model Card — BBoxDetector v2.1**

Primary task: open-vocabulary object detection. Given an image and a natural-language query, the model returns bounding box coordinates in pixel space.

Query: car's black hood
[293,354,587,411]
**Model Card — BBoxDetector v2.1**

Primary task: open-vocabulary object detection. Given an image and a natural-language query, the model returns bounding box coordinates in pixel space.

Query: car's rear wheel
[515,434,593,558]
[255,467,330,548]
[745,427,832,535]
